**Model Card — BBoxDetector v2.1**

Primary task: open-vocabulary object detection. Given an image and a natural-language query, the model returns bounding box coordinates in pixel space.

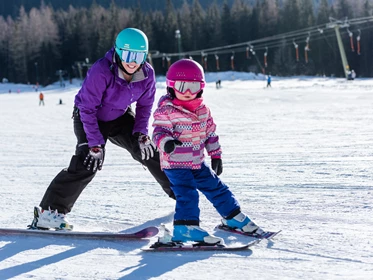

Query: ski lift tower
[327,17,350,79]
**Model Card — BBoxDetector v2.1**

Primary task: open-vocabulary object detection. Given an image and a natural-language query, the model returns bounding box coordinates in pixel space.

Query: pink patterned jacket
[152,95,222,170]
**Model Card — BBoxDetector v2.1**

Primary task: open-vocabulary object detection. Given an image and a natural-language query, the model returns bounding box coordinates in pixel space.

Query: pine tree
[334,0,353,18]
[0,16,12,81]
[9,6,29,83]
[163,0,178,57]
[280,0,300,33]
[177,1,192,55]
[299,0,315,28]
[190,0,205,51]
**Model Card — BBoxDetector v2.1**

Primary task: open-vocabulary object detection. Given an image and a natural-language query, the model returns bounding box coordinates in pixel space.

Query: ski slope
[0,73,372,279]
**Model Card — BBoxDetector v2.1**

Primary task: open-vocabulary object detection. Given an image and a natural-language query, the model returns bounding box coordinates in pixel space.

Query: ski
[142,239,260,252]
[216,224,281,240]
[0,226,159,241]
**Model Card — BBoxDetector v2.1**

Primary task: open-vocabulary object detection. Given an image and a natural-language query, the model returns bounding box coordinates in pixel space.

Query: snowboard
[216,224,281,239]
[142,239,260,252]
[0,226,159,241]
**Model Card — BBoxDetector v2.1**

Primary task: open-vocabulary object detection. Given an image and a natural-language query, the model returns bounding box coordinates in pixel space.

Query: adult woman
[31,28,174,230]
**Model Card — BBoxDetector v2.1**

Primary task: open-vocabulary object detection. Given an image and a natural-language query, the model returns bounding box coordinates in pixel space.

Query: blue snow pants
[164,162,240,223]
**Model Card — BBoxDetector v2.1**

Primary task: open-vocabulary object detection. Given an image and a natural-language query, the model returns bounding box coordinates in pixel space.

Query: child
[152,59,264,244]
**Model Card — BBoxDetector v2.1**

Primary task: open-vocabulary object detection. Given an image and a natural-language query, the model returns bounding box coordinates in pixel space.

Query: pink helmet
[166,59,205,83]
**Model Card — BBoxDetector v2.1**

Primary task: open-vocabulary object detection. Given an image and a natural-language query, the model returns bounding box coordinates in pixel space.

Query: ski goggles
[167,80,205,95]
[119,49,147,64]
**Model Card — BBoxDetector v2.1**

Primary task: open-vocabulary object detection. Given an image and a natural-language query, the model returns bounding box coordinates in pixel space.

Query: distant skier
[266,74,272,87]
[152,59,266,245]
[39,92,44,106]
[351,70,356,80]
[347,70,352,80]
[30,28,175,231]
[215,79,221,89]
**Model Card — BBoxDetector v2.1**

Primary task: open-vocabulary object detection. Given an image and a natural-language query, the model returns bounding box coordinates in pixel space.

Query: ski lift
[347,29,355,52]
[264,47,268,68]
[357,29,361,55]
[293,40,299,62]
[201,52,205,67]
[250,46,255,56]
[246,46,250,59]
[215,54,220,71]
[305,33,310,63]
[162,53,166,68]
[203,55,208,71]
[230,52,235,70]
[166,57,171,69]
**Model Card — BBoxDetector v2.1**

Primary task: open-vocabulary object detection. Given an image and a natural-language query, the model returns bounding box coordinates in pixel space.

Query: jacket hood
[105,47,115,63]
[157,94,174,108]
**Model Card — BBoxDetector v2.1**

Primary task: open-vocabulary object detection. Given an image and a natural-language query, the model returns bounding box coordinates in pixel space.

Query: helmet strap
[167,87,176,99]
[196,90,203,98]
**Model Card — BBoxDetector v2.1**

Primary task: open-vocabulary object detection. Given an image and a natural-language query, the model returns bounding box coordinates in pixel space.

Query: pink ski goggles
[166,80,205,95]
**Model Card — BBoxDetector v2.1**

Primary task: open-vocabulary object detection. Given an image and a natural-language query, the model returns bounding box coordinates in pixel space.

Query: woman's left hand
[137,133,157,160]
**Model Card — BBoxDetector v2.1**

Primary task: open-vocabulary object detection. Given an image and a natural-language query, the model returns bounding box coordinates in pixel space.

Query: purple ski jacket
[74,48,156,147]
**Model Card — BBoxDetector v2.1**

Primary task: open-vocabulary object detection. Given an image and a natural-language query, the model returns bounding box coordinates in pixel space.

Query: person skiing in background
[266,74,272,87]
[30,28,175,231]
[347,70,352,80]
[39,92,44,106]
[351,70,356,80]
[152,59,265,245]
[215,79,221,89]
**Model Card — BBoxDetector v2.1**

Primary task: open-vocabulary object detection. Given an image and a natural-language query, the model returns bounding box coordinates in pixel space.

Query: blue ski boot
[222,212,264,235]
[172,225,223,244]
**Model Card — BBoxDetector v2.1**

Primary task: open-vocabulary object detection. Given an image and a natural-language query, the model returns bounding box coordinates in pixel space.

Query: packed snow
[0,72,372,279]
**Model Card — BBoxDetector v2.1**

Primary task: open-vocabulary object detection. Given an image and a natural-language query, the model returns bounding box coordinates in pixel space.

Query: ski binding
[142,239,260,252]
[216,224,281,239]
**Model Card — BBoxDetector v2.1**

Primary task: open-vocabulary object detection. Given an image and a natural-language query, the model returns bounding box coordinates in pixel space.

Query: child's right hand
[164,139,182,154]
[211,158,223,175]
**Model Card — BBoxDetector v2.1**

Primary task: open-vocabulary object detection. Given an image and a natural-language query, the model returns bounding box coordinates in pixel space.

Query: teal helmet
[114,28,148,64]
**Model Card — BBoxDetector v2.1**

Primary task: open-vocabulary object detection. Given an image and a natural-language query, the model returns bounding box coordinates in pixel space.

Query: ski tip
[133,226,159,238]
[264,230,282,240]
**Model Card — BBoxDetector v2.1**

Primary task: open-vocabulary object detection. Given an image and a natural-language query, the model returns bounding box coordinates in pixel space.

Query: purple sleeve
[133,65,156,136]
[78,64,108,147]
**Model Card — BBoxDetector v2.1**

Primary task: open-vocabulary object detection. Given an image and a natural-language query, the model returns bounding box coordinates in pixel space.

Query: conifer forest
[0,0,372,85]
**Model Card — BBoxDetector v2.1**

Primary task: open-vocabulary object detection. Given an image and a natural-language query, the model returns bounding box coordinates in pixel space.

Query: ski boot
[221,212,264,235]
[29,206,73,231]
[172,225,223,245]
[151,224,223,249]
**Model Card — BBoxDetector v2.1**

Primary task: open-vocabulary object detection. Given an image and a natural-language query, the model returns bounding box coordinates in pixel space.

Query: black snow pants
[39,107,175,214]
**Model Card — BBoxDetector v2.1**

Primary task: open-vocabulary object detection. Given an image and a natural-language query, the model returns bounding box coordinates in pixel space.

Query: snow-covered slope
[0,73,372,279]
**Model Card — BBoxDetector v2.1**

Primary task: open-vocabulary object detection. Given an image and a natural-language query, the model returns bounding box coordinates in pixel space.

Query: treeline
[0,0,372,85]
[1,0,253,17]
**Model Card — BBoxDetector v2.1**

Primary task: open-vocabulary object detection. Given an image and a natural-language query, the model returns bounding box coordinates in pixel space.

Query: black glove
[164,139,182,154]
[211,158,223,175]
[137,133,157,160]
[83,146,105,172]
